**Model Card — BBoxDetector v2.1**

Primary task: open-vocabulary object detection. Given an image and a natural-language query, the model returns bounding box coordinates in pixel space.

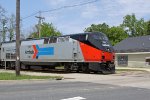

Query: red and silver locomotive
[0,32,115,74]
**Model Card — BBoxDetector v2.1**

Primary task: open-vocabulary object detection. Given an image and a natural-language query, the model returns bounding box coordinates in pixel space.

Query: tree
[7,14,16,41]
[85,23,110,35]
[29,22,61,38]
[147,21,150,34]
[1,19,7,42]
[109,26,128,45]
[0,5,6,25]
[0,5,7,42]
[121,14,148,37]
[85,23,128,45]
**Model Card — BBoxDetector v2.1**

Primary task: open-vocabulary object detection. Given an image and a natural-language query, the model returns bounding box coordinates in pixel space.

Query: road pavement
[0,81,150,100]
[0,69,150,100]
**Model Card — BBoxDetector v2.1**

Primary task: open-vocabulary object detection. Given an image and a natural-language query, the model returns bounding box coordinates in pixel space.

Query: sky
[0,0,150,36]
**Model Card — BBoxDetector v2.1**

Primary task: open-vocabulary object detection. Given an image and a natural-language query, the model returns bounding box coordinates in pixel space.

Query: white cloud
[54,20,86,34]
[118,0,150,15]
[46,0,67,6]
[44,14,57,23]
[81,4,99,19]
[103,0,150,18]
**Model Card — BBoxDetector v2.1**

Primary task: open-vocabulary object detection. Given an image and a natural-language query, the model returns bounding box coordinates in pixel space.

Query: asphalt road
[0,80,150,100]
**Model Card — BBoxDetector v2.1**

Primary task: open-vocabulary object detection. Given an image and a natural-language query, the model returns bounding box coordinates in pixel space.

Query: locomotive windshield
[92,33,108,41]
[88,32,113,52]
[91,33,110,46]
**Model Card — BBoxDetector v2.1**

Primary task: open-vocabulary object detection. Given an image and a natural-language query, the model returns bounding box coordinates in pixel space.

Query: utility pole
[35,11,45,38]
[16,0,20,76]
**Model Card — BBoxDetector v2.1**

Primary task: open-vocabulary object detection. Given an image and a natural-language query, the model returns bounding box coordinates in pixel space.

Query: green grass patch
[55,66,64,70]
[0,72,63,80]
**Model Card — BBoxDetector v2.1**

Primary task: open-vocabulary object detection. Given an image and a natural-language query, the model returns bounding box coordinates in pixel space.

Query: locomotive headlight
[102,56,105,60]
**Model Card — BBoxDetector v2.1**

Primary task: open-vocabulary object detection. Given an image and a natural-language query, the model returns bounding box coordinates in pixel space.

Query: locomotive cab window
[91,33,108,41]
[57,36,70,43]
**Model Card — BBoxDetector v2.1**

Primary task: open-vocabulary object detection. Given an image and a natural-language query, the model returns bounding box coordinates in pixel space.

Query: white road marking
[61,96,86,100]
[109,87,115,89]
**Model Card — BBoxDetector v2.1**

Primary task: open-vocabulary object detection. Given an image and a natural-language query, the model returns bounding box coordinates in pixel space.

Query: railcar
[0,32,115,74]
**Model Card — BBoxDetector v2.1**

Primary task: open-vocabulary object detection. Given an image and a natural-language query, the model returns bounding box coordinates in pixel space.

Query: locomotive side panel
[20,41,84,64]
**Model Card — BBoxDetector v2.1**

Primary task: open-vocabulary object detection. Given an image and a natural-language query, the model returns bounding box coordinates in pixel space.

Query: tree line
[85,14,150,45]
[0,6,16,42]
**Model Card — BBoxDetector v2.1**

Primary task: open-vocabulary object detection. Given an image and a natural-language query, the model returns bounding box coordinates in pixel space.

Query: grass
[0,72,63,80]
[55,66,64,70]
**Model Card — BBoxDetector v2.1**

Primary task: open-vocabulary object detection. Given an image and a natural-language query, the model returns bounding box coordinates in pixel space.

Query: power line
[22,0,99,20]
[42,0,99,13]
[22,11,39,20]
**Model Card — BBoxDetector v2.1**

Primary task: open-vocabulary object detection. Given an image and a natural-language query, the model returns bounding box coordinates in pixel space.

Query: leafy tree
[109,26,128,45]
[85,23,109,35]
[7,14,16,41]
[0,6,16,41]
[85,23,128,45]
[147,20,150,34]
[121,14,148,37]
[0,5,7,42]
[29,22,61,38]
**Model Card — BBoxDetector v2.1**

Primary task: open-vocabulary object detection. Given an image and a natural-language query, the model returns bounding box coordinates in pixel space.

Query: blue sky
[0,0,150,36]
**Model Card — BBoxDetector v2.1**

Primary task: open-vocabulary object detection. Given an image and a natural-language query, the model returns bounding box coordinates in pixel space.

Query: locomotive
[0,32,115,74]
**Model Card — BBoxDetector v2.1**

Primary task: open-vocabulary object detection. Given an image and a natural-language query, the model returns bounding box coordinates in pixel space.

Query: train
[0,32,115,74]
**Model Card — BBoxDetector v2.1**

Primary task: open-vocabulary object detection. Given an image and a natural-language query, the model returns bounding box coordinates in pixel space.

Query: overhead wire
[21,11,39,20]
[22,0,99,20]
[41,0,99,13]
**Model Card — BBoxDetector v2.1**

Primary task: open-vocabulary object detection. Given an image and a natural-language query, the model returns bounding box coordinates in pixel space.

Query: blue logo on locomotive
[32,45,54,59]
